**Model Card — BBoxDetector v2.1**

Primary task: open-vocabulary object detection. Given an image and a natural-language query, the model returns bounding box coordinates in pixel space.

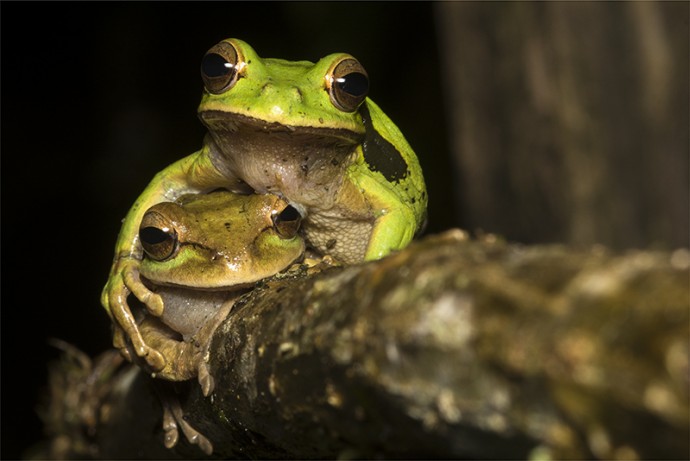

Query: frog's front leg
[102,149,229,369]
[103,256,166,370]
[355,173,420,261]
[363,203,417,261]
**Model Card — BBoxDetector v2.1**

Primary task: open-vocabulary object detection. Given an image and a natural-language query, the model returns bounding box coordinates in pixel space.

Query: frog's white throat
[143,284,244,341]
[202,112,361,208]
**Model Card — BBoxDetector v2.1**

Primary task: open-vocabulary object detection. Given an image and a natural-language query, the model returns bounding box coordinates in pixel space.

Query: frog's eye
[139,211,179,261]
[328,57,369,112]
[272,204,303,239]
[201,41,243,94]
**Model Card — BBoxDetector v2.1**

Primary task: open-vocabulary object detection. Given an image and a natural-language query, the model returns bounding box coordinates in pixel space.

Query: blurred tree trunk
[435,2,688,249]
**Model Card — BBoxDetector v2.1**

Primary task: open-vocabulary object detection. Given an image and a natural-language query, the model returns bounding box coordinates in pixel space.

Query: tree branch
[44,231,689,459]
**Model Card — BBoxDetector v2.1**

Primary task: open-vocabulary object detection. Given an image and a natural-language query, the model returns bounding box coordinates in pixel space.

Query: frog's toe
[181,426,214,456]
[164,429,179,450]
[123,266,165,316]
[112,328,134,362]
[145,347,166,372]
[118,346,133,363]
[196,434,214,456]
[198,363,215,397]
[141,291,165,317]
[168,395,214,454]
[161,406,180,449]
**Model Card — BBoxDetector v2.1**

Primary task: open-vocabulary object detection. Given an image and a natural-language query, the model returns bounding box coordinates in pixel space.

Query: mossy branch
[43,231,689,459]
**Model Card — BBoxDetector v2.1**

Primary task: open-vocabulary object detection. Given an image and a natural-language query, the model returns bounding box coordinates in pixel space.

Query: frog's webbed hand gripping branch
[101,150,227,371]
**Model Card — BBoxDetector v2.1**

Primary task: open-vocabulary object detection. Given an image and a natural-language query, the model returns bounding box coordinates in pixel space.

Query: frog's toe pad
[144,347,166,372]
[161,405,180,449]
[177,416,214,455]
[164,426,179,449]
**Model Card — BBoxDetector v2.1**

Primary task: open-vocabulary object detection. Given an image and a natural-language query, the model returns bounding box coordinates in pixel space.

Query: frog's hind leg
[154,382,214,455]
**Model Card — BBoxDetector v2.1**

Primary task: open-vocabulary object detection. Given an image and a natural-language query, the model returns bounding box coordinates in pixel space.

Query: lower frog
[118,189,305,454]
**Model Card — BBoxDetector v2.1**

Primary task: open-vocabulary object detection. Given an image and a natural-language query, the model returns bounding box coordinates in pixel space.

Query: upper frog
[102,38,427,372]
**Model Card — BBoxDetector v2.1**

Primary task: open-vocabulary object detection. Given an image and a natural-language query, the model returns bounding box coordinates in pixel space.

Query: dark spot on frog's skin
[318,117,324,124]
[326,239,337,250]
[282,158,288,163]
[331,159,339,166]
[360,104,409,183]
[224,222,231,231]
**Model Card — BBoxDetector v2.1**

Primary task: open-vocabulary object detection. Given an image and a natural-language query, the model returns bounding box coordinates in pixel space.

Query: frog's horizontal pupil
[141,226,171,245]
[273,205,302,238]
[329,58,369,112]
[202,53,233,78]
[279,205,301,222]
[337,72,369,97]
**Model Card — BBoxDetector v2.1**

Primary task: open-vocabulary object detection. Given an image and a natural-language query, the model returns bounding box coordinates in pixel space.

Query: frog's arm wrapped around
[102,151,230,369]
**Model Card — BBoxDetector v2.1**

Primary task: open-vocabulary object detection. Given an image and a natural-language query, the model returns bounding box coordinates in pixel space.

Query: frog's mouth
[199,110,363,145]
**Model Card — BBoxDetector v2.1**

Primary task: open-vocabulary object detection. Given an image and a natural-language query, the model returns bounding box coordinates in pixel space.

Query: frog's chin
[199,110,362,144]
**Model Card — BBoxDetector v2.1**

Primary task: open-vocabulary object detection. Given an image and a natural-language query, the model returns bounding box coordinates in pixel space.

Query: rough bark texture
[41,231,689,460]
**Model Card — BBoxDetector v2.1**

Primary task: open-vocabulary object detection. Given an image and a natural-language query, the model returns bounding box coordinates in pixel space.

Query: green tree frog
[126,190,305,455]
[103,38,427,371]
[122,190,305,385]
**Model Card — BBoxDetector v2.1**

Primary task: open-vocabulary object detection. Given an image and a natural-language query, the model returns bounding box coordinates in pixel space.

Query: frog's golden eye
[272,204,302,239]
[201,41,243,94]
[328,57,369,112]
[139,211,179,261]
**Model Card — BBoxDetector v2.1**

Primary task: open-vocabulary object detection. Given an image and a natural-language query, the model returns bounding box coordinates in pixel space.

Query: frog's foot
[160,390,213,455]
[285,253,339,276]
[112,306,166,372]
[111,306,166,371]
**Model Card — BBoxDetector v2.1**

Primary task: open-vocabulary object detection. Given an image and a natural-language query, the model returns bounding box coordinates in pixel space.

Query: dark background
[1,3,451,458]
[1,2,687,459]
